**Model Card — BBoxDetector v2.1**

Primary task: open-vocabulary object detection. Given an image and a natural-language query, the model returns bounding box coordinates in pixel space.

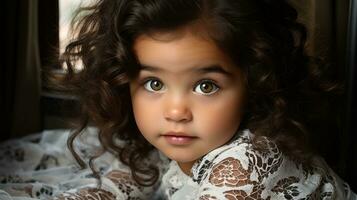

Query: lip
[163,131,195,137]
[162,132,198,145]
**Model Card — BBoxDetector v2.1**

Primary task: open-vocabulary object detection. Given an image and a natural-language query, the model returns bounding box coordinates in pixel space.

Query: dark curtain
[1,0,59,141]
[292,0,356,191]
[345,0,357,192]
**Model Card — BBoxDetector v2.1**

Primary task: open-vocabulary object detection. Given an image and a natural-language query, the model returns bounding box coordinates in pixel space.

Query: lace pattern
[161,130,355,200]
[0,128,355,200]
[0,128,169,200]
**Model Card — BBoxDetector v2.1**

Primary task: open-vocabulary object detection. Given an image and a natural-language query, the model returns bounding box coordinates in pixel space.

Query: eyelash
[141,77,220,95]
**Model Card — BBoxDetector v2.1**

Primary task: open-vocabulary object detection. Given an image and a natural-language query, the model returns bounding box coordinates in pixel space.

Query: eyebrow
[140,64,234,77]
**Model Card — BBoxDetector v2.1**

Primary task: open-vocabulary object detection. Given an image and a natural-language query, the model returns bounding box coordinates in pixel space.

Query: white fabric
[0,128,355,199]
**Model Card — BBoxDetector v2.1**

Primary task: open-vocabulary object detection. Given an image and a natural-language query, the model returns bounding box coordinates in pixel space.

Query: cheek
[197,95,243,137]
[131,93,160,135]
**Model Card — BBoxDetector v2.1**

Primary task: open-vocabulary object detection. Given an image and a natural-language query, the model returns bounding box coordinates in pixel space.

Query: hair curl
[53,0,342,186]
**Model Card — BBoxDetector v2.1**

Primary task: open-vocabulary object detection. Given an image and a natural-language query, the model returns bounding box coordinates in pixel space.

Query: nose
[164,94,193,123]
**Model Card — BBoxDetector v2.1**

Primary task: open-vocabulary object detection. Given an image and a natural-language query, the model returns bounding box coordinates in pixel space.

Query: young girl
[0,0,356,199]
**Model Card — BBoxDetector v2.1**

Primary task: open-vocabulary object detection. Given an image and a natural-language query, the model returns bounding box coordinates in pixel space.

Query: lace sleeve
[54,188,116,200]
[197,156,268,200]
[194,135,350,199]
[194,136,288,199]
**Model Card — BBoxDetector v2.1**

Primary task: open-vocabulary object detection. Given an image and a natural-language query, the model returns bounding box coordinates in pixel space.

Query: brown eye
[194,80,219,95]
[144,79,164,92]
[200,83,213,93]
[151,80,163,90]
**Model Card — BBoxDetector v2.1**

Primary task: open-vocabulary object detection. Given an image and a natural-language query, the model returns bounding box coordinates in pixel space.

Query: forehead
[133,30,238,74]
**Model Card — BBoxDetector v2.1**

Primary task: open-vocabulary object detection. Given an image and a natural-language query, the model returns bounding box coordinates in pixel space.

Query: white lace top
[0,128,355,200]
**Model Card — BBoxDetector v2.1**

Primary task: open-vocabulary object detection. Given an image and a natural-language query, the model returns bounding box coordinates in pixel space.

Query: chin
[163,151,201,163]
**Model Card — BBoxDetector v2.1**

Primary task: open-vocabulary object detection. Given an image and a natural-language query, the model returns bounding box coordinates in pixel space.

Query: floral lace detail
[105,170,143,198]
[193,159,214,184]
[55,188,115,200]
[0,129,355,200]
[0,144,25,162]
[185,130,353,199]
[223,184,267,200]
[245,137,283,182]
[199,194,217,200]
[35,154,60,170]
[271,176,300,198]
[191,131,252,185]
[209,157,253,187]
[0,128,169,200]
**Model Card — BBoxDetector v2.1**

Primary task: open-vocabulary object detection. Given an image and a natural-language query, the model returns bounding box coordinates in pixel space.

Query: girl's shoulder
[191,129,282,186]
[190,129,354,199]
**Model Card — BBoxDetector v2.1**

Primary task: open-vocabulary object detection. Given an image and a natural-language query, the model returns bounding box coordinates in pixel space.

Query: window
[59,0,93,71]
[41,0,94,129]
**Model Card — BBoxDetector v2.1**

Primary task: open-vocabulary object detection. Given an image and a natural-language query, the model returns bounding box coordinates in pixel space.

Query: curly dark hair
[53,0,341,187]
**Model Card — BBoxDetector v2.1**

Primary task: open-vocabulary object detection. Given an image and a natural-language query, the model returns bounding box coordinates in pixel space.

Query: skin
[129,29,245,175]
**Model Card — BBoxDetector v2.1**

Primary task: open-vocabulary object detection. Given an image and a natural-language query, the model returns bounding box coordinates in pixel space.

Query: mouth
[161,132,198,145]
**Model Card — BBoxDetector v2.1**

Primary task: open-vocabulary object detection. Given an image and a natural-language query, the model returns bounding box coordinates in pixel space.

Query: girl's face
[129,29,245,175]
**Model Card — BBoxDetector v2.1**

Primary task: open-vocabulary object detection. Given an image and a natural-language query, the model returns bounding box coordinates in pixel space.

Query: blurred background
[1,0,356,191]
